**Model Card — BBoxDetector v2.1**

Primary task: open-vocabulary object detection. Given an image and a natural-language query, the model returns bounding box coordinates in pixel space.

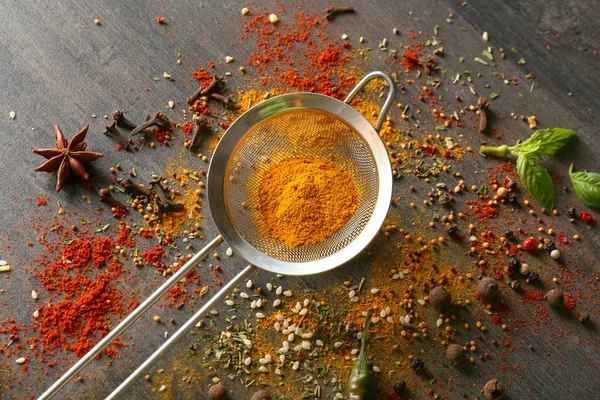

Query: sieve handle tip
[344,71,396,132]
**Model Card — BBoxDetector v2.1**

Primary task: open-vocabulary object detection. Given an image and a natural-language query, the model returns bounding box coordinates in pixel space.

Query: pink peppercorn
[580,211,594,223]
[523,238,536,251]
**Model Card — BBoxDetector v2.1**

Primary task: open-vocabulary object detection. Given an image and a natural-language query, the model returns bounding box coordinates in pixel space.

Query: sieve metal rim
[207,91,393,276]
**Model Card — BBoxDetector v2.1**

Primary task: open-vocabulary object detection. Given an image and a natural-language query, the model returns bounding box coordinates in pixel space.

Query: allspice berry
[483,379,505,400]
[250,389,272,400]
[428,286,451,310]
[477,277,499,301]
[446,343,465,365]
[544,289,564,308]
[208,383,228,400]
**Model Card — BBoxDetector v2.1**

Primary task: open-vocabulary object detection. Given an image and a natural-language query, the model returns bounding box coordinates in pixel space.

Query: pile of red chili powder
[29,222,139,362]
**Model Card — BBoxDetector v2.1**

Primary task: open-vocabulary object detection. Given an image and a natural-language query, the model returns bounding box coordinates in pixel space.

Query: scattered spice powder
[29,222,137,361]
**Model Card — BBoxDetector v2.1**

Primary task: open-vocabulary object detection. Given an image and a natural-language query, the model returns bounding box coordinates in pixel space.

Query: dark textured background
[0,0,599,399]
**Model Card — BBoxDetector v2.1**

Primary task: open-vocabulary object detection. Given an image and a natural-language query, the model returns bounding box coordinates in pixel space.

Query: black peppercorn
[503,230,513,240]
[506,257,520,275]
[527,271,539,282]
[477,277,499,301]
[543,239,555,251]
[544,289,564,308]
[483,379,505,400]
[393,380,406,394]
[507,192,517,203]
[410,357,424,371]
[446,343,465,365]
[446,224,458,236]
[567,206,576,218]
[428,286,451,310]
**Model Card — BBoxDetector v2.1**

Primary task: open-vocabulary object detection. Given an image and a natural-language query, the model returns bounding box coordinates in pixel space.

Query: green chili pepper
[347,310,375,399]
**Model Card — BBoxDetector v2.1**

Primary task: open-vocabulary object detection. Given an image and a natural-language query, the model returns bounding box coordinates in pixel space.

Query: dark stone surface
[0,0,598,398]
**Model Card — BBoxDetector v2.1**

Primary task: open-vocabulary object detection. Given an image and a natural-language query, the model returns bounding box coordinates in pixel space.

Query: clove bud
[323,6,355,21]
[210,93,240,110]
[103,122,133,151]
[149,176,184,214]
[99,188,127,209]
[112,110,138,130]
[121,178,152,197]
[131,113,171,136]
[190,115,211,151]
[477,96,490,133]
[187,75,224,105]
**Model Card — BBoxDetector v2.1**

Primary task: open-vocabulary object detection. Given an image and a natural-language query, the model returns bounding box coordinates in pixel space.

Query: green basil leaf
[516,155,554,209]
[510,142,541,156]
[514,128,576,157]
[570,164,600,208]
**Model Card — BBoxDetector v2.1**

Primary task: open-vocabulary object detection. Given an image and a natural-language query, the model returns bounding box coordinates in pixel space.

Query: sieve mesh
[224,109,379,262]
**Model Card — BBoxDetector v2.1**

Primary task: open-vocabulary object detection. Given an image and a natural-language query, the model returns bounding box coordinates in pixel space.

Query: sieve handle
[106,264,255,399]
[344,71,396,132]
[37,235,225,400]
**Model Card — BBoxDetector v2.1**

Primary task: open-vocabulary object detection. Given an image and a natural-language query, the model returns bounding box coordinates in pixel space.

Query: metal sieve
[38,71,395,400]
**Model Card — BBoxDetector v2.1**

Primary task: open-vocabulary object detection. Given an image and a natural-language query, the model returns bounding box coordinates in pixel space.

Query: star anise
[33,125,103,191]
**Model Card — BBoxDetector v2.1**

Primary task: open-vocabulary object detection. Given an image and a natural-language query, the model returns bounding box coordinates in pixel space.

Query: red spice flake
[92,237,113,267]
[466,200,499,221]
[116,223,135,247]
[523,290,545,302]
[500,163,513,172]
[241,11,354,99]
[558,233,568,243]
[112,206,129,219]
[491,314,502,324]
[34,279,125,358]
[153,127,169,144]
[29,225,137,360]
[62,240,93,269]
[191,67,213,84]
[189,100,213,115]
[563,293,576,309]
[401,44,424,71]
[155,16,166,24]
[140,229,154,239]
[36,197,48,206]
[141,245,166,267]
[417,143,436,156]
[165,285,186,304]
[181,122,193,135]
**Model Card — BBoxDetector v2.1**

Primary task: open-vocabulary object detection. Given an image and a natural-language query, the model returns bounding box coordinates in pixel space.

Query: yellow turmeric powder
[258,157,358,247]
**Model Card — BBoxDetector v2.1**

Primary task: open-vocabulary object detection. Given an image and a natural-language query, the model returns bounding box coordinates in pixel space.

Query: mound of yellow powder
[258,157,358,247]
